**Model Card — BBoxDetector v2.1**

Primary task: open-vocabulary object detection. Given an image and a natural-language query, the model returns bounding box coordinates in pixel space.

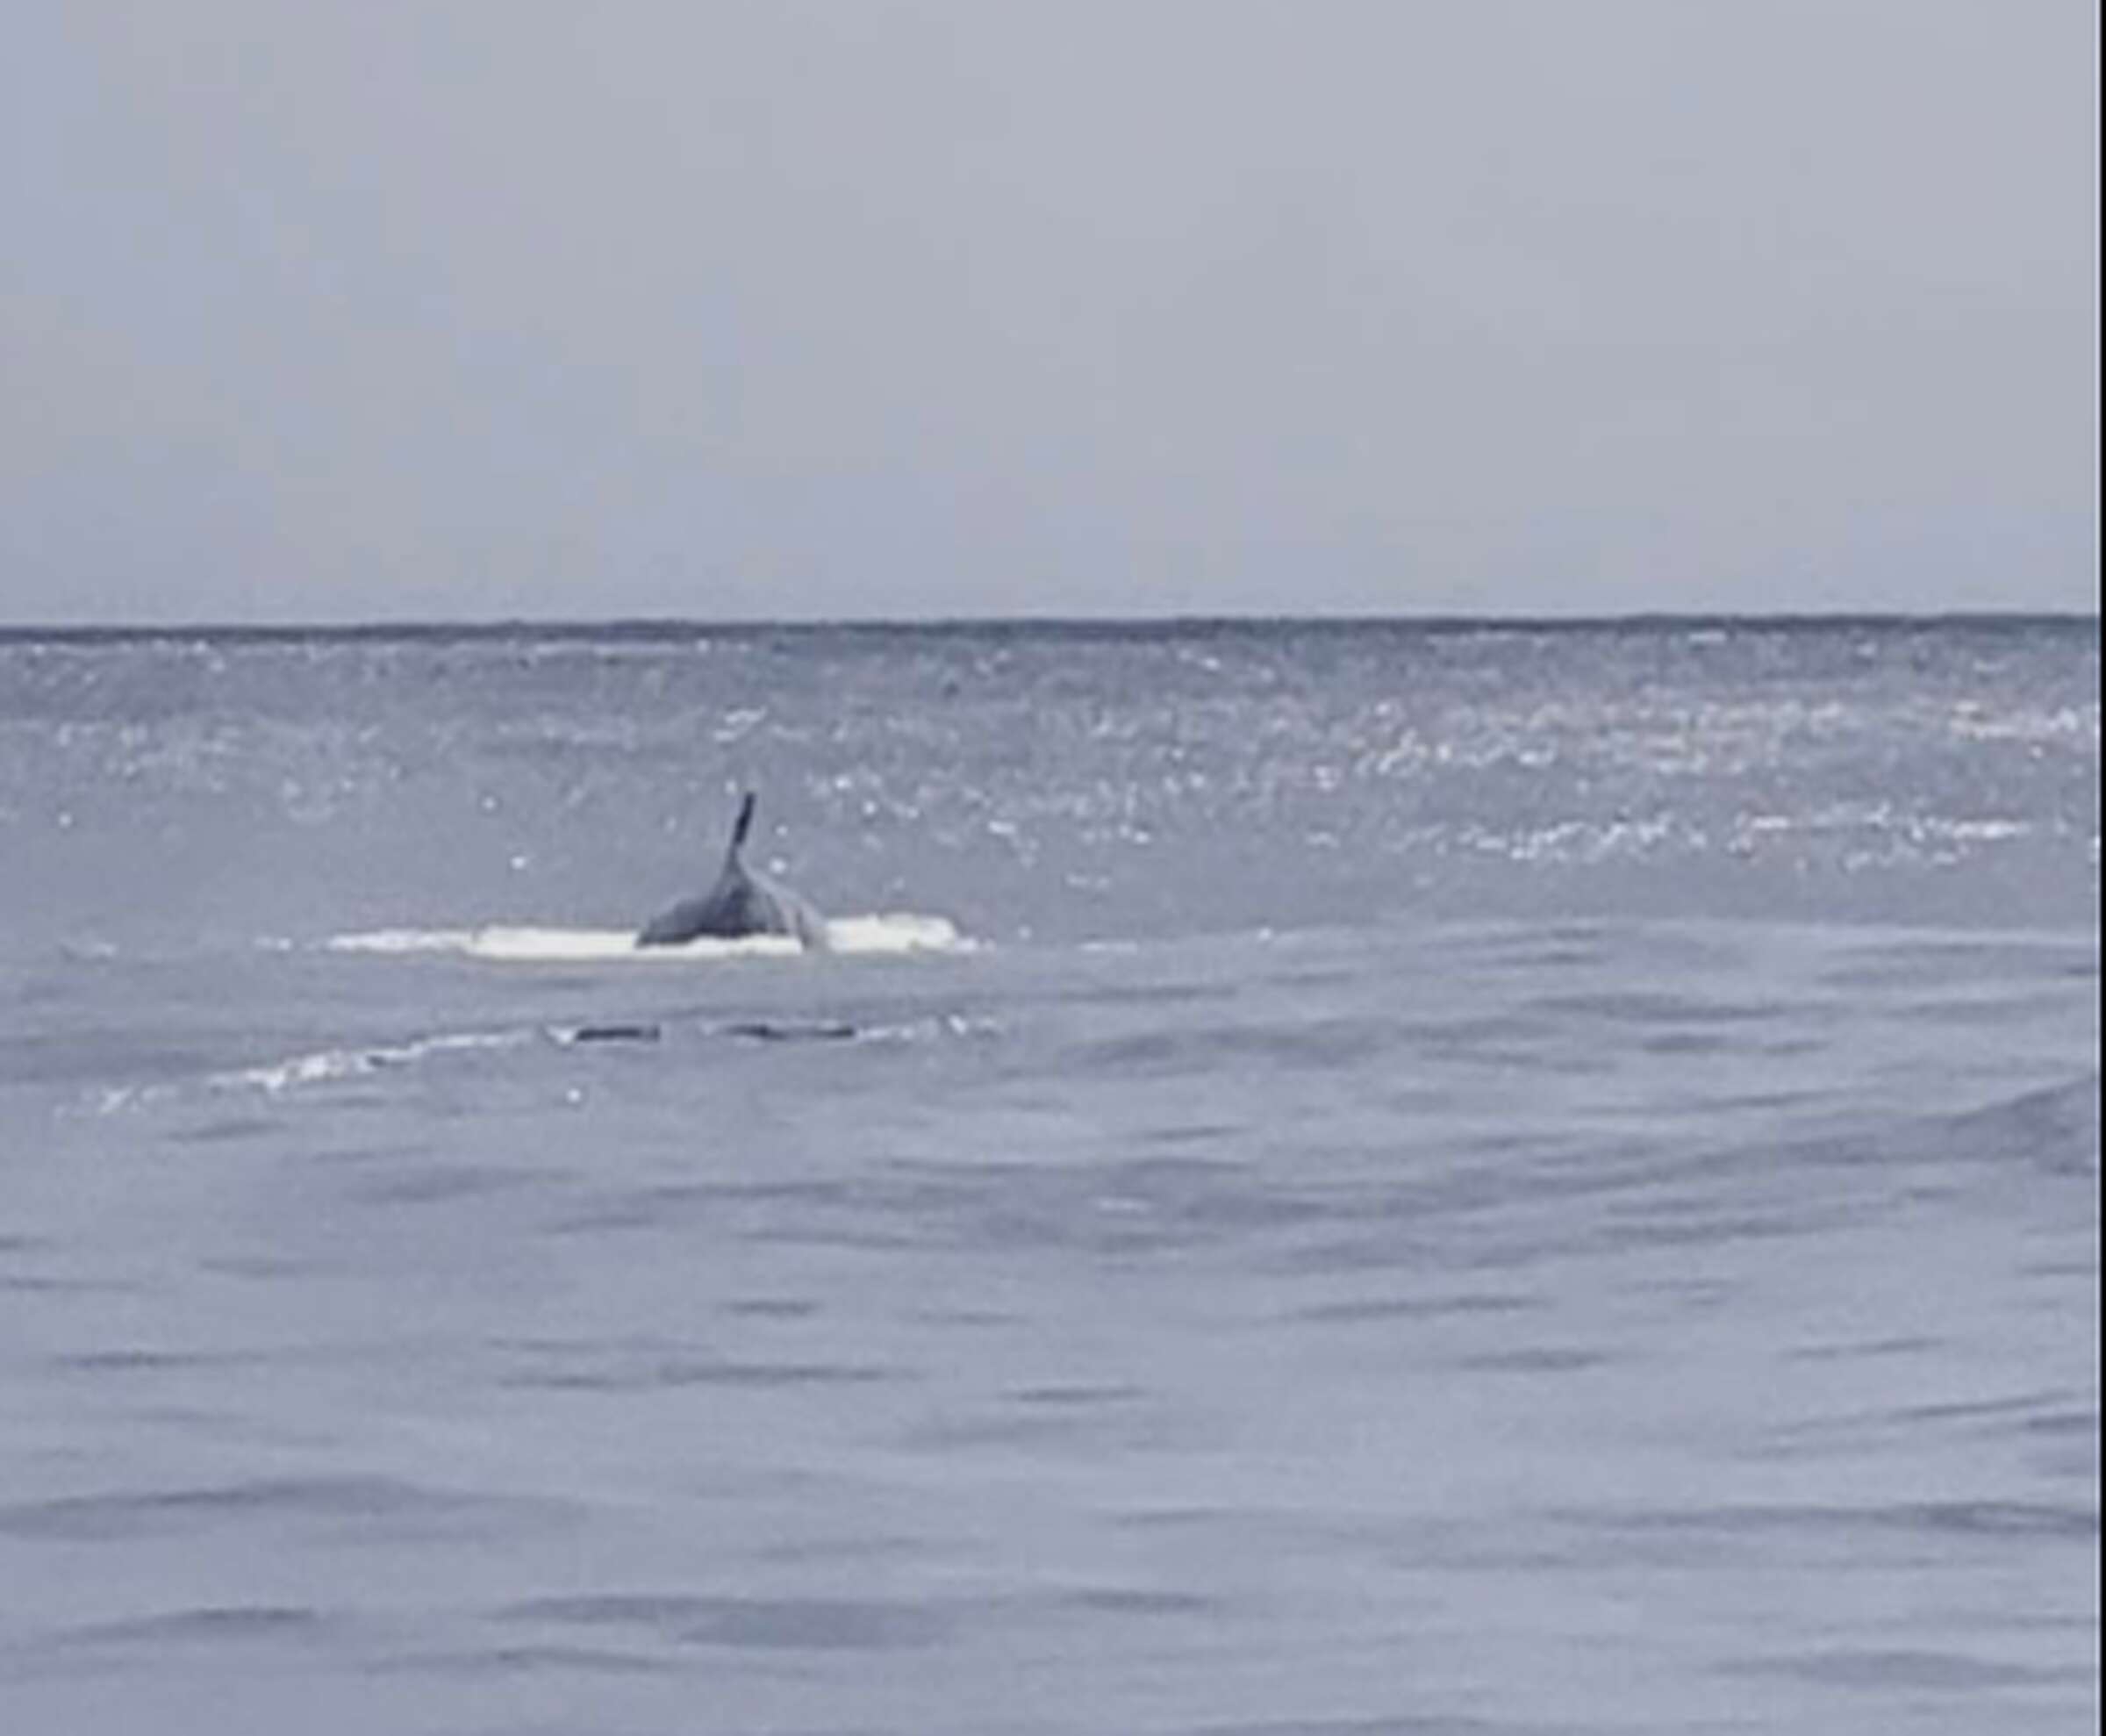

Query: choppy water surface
[0,620,2097,1734]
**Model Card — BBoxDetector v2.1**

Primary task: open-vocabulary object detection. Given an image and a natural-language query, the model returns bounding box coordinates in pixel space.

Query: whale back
[635,793,827,950]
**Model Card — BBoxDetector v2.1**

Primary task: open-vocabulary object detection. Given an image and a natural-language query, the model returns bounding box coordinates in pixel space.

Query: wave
[86,1005,1002,1112]
[83,1027,535,1112]
[225,1029,534,1094]
[322,913,969,963]
[1934,1073,2101,1176]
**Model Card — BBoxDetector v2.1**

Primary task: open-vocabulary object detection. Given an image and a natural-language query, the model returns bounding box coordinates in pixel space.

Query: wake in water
[322,912,970,963]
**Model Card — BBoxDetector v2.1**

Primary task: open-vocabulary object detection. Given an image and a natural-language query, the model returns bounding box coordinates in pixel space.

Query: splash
[323,913,969,964]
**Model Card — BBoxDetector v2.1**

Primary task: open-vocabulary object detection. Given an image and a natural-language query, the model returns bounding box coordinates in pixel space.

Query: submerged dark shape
[561,1022,663,1044]
[635,793,828,950]
[722,1019,858,1043]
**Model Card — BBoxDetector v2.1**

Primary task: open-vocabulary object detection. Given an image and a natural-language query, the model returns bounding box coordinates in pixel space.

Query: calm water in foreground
[0,618,2097,1733]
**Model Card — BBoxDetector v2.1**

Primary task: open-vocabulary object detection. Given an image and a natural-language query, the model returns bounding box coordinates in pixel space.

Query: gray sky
[3,1,2097,623]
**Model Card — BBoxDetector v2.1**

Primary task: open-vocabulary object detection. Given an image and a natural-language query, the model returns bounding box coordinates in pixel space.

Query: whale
[636,792,828,950]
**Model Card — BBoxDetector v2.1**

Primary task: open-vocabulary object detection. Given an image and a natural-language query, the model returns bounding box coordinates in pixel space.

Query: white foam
[223,1029,529,1094]
[822,914,971,956]
[324,913,970,964]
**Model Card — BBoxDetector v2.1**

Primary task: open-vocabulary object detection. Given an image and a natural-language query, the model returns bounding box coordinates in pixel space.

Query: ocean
[0,617,2097,1734]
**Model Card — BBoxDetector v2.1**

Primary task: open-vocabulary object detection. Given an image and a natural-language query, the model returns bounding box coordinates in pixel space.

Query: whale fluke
[635,791,827,950]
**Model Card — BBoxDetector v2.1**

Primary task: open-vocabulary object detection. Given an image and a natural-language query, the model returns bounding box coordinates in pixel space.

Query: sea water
[0,619,2096,1733]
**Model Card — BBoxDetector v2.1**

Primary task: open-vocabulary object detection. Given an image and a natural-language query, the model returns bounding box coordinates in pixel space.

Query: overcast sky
[3,1,2097,623]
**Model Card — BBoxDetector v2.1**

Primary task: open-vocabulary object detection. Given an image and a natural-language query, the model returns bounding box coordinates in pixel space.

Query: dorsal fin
[728,791,756,855]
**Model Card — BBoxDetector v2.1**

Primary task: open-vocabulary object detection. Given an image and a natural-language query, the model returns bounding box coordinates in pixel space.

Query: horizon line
[2,607,2099,643]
